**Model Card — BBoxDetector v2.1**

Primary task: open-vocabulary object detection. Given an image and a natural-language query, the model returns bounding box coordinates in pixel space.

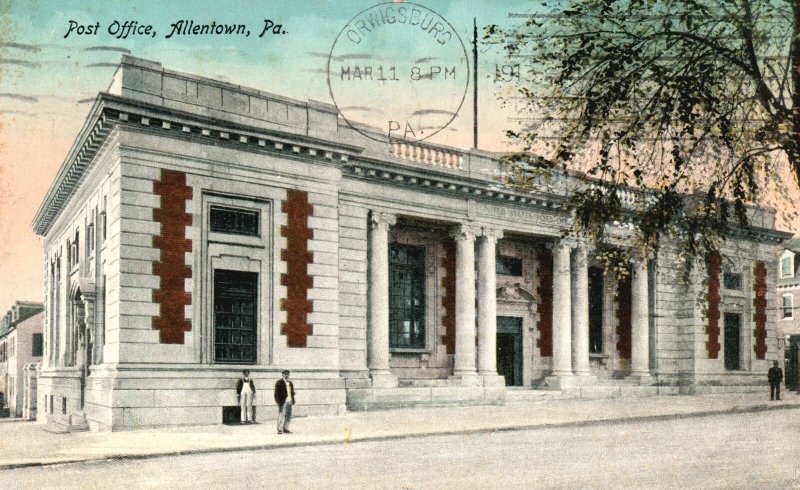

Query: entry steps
[346,377,769,411]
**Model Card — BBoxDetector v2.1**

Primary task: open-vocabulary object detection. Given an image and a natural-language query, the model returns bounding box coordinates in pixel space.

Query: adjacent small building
[31,56,791,432]
[776,239,800,389]
[0,301,44,418]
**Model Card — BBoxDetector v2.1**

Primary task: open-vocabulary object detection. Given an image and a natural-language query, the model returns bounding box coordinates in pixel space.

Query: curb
[1,402,798,471]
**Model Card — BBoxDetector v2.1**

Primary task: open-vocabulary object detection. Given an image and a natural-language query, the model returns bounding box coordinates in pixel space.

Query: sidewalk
[0,391,798,470]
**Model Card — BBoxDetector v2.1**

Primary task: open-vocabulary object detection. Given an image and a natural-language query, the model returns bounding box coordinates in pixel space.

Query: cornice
[342,160,569,215]
[32,93,795,248]
[31,93,367,236]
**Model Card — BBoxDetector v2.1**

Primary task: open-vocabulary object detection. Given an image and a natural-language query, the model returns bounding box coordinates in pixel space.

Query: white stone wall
[40,130,122,428]
[93,129,346,429]
[337,202,369,378]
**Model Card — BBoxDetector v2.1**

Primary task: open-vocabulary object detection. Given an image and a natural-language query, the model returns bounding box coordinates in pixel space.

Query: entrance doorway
[787,336,800,391]
[723,313,741,371]
[497,316,522,386]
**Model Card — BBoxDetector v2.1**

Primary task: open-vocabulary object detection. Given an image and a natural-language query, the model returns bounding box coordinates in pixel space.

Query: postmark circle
[327,2,469,143]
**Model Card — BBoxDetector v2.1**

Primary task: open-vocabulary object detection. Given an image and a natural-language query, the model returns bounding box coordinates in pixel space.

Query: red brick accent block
[536,247,553,357]
[441,239,456,355]
[753,260,768,360]
[705,254,722,359]
[151,169,193,344]
[616,274,632,360]
[280,190,314,348]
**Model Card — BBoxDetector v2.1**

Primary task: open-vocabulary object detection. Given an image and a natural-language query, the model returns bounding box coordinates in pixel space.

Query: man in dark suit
[274,369,295,434]
[768,360,783,401]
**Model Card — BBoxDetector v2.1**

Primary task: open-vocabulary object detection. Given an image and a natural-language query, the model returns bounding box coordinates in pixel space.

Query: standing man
[768,360,783,401]
[274,370,295,434]
[236,369,256,424]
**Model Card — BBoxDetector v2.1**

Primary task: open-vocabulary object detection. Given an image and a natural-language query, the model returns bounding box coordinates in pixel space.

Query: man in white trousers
[236,369,256,424]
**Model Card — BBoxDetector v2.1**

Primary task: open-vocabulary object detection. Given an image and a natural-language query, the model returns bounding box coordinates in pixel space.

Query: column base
[369,370,398,388]
[479,373,507,388]
[628,372,653,386]
[572,371,596,385]
[543,373,575,390]
[449,372,481,387]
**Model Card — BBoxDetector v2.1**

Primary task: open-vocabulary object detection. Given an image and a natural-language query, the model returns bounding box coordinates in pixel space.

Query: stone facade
[32,56,791,431]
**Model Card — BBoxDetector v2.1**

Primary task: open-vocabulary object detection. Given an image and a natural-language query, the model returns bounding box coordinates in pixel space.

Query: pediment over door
[496,283,538,304]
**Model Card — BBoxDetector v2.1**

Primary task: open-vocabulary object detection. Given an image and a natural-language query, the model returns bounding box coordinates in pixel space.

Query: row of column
[550,242,651,386]
[367,211,652,388]
[367,213,503,387]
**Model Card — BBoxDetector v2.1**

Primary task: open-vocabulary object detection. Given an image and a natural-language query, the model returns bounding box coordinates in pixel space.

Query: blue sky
[0,0,536,313]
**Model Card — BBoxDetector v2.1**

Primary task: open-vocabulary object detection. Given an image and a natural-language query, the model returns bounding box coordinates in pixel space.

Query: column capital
[573,245,589,268]
[549,238,575,253]
[450,224,480,241]
[480,227,504,242]
[631,248,654,264]
[369,211,397,230]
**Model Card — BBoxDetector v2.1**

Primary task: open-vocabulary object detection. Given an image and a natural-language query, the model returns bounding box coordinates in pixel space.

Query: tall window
[32,333,43,357]
[73,231,80,266]
[87,222,95,255]
[389,244,426,349]
[782,256,793,278]
[214,269,258,363]
[588,267,604,354]
[783,294,794,319]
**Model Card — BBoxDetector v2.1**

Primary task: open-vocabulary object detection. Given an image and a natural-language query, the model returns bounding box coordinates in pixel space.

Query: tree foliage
[488,0,798,278]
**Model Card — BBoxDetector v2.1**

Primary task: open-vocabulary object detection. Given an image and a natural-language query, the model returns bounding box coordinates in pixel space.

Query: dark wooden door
[724,313,741,371]
[497,316,522,386]
[214,269,258,363]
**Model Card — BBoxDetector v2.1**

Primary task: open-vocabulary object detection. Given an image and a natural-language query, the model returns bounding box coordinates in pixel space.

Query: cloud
[83,46,131,54]
[0,42,42,53]
[85,62,120,68]
[0,110,35,116]
[77,98,96,104]
[412,109,456,116]
[310,52,378,62]
[0,93,38,103]
[0,58,40,68]
[339,106,384,115]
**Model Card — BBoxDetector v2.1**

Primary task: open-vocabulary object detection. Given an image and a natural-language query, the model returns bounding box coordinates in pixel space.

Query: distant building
[0,302,44,418]
[32,56,791,432]
[776,239,800,389]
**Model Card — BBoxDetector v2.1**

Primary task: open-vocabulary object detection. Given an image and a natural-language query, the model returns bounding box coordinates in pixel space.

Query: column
[630,256,652,383]
[367,211,397,388]
[548,240,574,385]
[571,245,592,377]
[451,224,479,385]
[477,227,504,386]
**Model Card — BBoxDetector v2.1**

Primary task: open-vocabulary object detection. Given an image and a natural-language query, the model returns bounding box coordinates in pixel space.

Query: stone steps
[346,386,505,411]
[398,379,451,388]
[693,384,766,395]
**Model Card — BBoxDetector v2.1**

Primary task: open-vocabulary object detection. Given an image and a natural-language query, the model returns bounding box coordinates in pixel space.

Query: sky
[0,0,535,314]
[0,0,798,315]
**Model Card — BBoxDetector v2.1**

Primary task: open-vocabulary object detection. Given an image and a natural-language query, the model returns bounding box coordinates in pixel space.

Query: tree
[487,0,798,278]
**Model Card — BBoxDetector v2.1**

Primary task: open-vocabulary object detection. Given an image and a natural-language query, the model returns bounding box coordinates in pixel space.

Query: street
[1,408,798,489]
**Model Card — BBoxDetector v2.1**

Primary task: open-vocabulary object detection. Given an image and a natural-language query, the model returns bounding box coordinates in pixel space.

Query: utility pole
[473,17,478,150]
